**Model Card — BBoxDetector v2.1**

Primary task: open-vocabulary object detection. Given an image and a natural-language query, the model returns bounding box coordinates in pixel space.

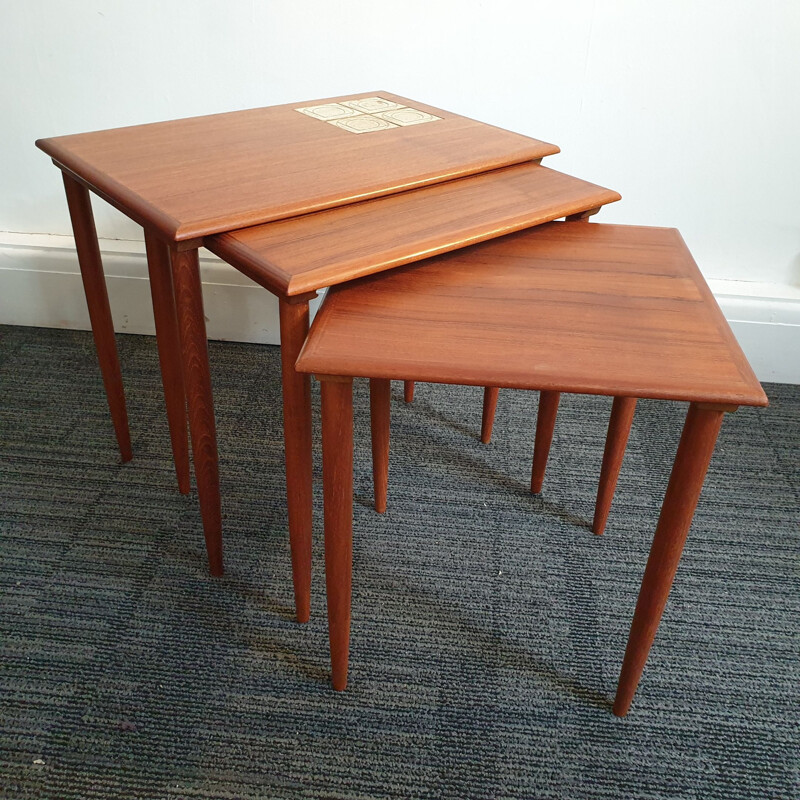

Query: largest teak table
[36,93,620,622]
[36,92,559,613]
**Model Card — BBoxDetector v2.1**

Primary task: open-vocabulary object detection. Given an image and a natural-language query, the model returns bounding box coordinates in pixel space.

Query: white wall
[2,1,799,380]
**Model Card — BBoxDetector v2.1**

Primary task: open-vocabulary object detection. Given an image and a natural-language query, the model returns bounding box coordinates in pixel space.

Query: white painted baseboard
[0,231,325,345]
[1,232,798,384]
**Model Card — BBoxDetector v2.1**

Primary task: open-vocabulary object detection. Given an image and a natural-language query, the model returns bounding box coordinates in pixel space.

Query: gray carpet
[0,324,797,800]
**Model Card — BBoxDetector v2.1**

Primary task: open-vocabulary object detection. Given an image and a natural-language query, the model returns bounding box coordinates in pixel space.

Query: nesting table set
[37,93,767,716]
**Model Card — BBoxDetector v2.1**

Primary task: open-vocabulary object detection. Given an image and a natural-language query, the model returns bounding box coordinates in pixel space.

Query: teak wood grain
[480,387,500,444]
[170,247,223,576]
[530,391,561,494]
[613,404,724,716]
[320,379,355,692]
[206,163,620,296]
[278,297,316,623]
[36,92,558,242]
[62,173,132,462]
[297,222,767,408]
[143,229,191,495]
[593,396,638,535]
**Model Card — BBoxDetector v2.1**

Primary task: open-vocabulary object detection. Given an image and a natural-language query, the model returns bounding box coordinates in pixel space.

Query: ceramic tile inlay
[373,108,442,126]
[295,96,442,133]
[327,115,398,134]
[296,103,361,121]
[341,96,405,114]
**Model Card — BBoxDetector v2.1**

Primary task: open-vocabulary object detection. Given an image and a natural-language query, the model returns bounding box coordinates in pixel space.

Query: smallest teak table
[295,221,768,715]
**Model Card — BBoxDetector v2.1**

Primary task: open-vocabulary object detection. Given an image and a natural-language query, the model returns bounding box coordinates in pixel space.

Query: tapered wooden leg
[613,404,725,717]
[369,378,390,513]
[144,230,190,495]
[531,391,561,493]
[279,296,315,623]
[592,396,638,535]
[481,387,500,444]
[320,377,354,691]
[404,380,415,403]
[170,247,223,577]
[566,207,600,222]
[62,173,132,462]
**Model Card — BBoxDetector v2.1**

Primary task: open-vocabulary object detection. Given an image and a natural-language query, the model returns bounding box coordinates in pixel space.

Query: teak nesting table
[36,93,619,623]
[36,93,767,714]
[295,221,768,715]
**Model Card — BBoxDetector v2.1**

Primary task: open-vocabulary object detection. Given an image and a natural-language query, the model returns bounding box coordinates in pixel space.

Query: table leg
[404,381,500,445]
[481,387,500,444]
[566,208,600,223]
[369,378,391,513]
[531,391,561,493]
[279,297,315,623]
[320,377,354,691]
[62,173,132,462]
[593,396,637,535]
[144,230,191,495]
[170,247,223,577]
[613,403,724,716]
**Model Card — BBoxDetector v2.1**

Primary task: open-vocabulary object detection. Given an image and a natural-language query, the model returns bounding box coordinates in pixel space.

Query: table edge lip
[205,164,621,296]
[35,90,561,242]
[34,90,536,142]
[292,220,768,409]
[292,361,770,408]
[38,140,561,242]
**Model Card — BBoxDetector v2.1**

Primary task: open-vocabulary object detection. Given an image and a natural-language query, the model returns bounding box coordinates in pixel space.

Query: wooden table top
[296,222,767,408]
[36,92,558,243]
[207,163,620,297]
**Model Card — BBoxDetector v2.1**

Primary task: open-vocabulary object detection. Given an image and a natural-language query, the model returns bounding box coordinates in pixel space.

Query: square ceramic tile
[327,115,399,134]
[341,96,405,114]
[296,103,361,121]
[373,107,442,127]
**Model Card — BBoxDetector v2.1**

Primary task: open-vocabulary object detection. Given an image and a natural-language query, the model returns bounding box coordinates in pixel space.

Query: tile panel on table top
[296,97,441,132]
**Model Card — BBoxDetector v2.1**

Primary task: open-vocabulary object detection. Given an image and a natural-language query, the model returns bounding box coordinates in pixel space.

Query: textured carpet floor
[0,324,797,799]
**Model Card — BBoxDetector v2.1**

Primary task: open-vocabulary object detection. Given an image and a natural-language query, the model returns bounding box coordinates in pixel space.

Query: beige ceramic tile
[373,107,442,127]
[341,96,405,114]
[327,115,399,134]
[296,103,361,121]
